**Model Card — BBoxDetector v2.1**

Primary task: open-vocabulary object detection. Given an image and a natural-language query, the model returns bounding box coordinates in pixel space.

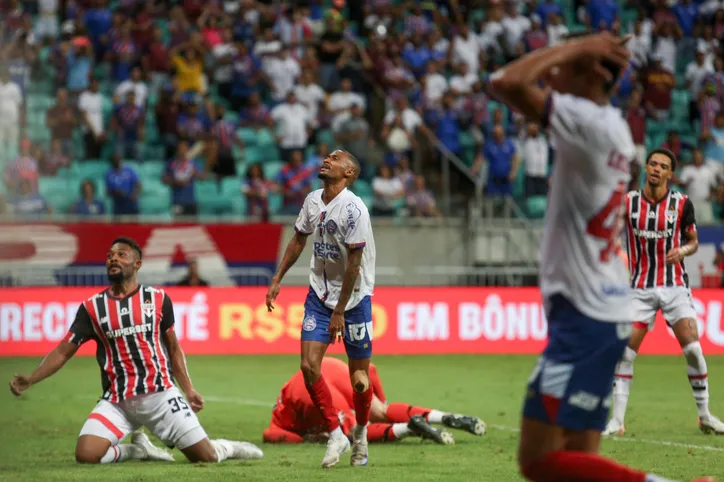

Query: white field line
[205,396,724,453]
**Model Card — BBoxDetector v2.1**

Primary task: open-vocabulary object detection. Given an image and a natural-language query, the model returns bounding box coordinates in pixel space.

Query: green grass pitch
[1,355,723,481]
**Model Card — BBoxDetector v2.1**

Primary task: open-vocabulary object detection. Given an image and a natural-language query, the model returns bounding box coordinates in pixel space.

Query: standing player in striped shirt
[604,148,724,436]
[9,237,264,465]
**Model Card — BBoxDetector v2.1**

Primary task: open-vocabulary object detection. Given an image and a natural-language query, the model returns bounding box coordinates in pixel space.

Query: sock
[612,346,637,425]
[210,439,234,462]
[522,450,648,482]
[305,375,340,432]
[385,403,433,423]
[353,387,373,426]
[366,423,399,442]
[99,444,144,463]
[352,424,367,443]
[426,410,446,424]
[682,341,709,418]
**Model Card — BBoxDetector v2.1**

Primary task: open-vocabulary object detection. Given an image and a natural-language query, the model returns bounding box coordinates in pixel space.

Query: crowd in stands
[0,0,722,222]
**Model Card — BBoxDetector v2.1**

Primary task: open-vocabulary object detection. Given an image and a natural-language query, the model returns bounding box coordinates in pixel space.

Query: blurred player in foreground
[266,150,376,468]
[605,148,724,436]
[9,238,263,465]
[490,32,714,482]
[263,357,485,444]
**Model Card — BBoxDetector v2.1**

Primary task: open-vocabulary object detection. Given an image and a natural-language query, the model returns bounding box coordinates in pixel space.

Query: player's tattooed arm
[9,341,79,396]
[334,246,364,316]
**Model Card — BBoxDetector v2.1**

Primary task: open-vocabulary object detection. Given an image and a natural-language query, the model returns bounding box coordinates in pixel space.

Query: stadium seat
[78,160,110,182]
[139,162,165,179]
[350,179,372,197]
[268,192,283,214]
[139,180,171,215]
[220,177,242,198]
[264,161,285,180]
[197,180,232,214]
[526,196,548,219]
[237,127,258,146]
[39,177,75,213]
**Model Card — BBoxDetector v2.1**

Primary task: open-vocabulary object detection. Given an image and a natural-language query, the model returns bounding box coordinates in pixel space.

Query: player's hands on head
[575,32,631,82]
[9,374,31,397]
[265,280,281,312]
[186,389,204,412]
[328,311,345,344]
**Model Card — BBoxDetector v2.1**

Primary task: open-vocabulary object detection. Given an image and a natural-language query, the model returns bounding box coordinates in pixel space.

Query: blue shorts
[301,287,373,360]
[522,295,632,432]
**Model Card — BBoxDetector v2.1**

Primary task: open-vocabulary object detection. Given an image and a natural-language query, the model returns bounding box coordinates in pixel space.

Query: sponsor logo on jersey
[105,323,152,339]
[302,314,317,332]
[313,242,341,260]
[120,307,129,316]
[346,202,361,230]
[648,211,657,219]
[631,228,674,239]
[666,209,678,224]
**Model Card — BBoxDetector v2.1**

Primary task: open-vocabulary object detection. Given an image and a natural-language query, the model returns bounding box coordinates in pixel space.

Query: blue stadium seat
[526,196,548,219]
[39,177,75,213]
[264,161,285,181]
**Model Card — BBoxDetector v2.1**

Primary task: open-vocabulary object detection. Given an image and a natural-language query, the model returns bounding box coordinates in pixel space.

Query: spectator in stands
[524,15,548,52]
[407,175,442,218]
[336,103,372,175]
[502,4,531,59]
[115,66,148,108]
[35,0,60,41]
[242,162,271,221]
[46,87,77,156]
[210,104,243,179]
[78,77,106,159]
[679,147,718,224]
[402,33,433,80]
[177,258,209,286]
[170,37,206,94]
[0,68,22,160]
[65,38,93,97]
[317,15,345,91]
[239,91,273,131]
[521,123,549,197]
[84,0,112,60]
[702,111,724,176]
[177,95,211,148]
[428,92,462,159]
[475,124,519,198]
[451,23,481,75]
[163,141,204,217]
[295,70,326,135]
[382,111,413,167]
[384,96,424,140]
[271,91,311,162]
[229,42,263,111]
[39,139,70,176]
[536,0,563,28]
[710,56,724,103]
[653,22,681,74]
[277,149,314,215]
[449,62,477,96]
[585,0,619,32]
[154,85,180,160]
[264,46,301,104]
[8,179,52,217]
[687,49,714,125]
[699,82,722,132]
[641,55,675,121]
[422,60,448,109]
[211,28,236,101]
[71,179,106,216]
[105,154,140,216]
[110,21,138,83]
[546,13,568,46]
[328,77,366,133]
[143,26,172,97]
[626,89,647,165]
[3,139,38,196]
[372,164,404,217]
[626,20,650,66]
[305,142,329,169]
[111,90,144,161]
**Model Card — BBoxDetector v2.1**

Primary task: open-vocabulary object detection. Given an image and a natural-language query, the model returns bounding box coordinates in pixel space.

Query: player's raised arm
[9,303,92,396]
[160,294,204,412]
[488,32,630,121]
[266,195,313,312]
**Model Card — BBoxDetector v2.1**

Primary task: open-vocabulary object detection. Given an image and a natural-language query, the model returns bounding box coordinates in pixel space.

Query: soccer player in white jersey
[265,149,376,469]
[604,148,724,437]
[490,32,714,482]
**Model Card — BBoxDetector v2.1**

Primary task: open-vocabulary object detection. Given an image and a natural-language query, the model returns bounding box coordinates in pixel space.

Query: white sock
[426,410,446,424]
[645,474,677,482]
[352,424,367,442]
[99,444,145,464]
[391,423,411,440]
[330,426,344,438]
[611,346,637,425]
[682,341,710,418]
[210,439,234,462]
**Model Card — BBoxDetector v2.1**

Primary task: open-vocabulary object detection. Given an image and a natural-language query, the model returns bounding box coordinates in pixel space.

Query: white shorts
[79,387,207,450]
[630,286,697,330]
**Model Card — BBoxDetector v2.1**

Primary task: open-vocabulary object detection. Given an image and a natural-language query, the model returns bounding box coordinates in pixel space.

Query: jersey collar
[320,187,347,208]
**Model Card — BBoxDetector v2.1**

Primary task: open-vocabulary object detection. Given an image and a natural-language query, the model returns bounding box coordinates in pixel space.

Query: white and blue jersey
[295,188,376,359]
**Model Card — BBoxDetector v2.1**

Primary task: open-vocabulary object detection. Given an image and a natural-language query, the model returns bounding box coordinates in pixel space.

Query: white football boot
[217,439,264,460]
[131,431,175,462]
[602,419,626,436]
[699,414,724,435]
[349,425,369,467]
[321,429,350,468]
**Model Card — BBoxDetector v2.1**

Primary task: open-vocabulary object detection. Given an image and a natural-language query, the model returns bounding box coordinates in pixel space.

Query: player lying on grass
[9,237,263,465]
[263,357,485,444]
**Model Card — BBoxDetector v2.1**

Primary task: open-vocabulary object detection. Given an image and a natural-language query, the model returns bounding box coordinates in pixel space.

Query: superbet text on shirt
[294,188,376,311]
[539,92,636,323]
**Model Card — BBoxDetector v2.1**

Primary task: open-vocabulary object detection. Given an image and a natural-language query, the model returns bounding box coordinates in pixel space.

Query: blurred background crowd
[0,0,723,222]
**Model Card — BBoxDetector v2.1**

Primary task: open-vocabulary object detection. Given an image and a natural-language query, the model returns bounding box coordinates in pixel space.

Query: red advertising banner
[0,223,283,286]
[2,287,723,356]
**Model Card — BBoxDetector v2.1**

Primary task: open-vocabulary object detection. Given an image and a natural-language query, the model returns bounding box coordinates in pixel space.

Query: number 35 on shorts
[346,321,373,342]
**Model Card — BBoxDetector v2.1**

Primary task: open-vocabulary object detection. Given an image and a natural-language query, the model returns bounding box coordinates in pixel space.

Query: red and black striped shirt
[625,190,696,289]
[64,285,175,403]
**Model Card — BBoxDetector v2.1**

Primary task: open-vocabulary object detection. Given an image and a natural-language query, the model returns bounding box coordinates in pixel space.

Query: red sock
[385,403,431,423]
[353,387,373,426]
[368,365,387,403]
[305,376,340,432]
[366,423,397,442]
[522,451,647,482]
